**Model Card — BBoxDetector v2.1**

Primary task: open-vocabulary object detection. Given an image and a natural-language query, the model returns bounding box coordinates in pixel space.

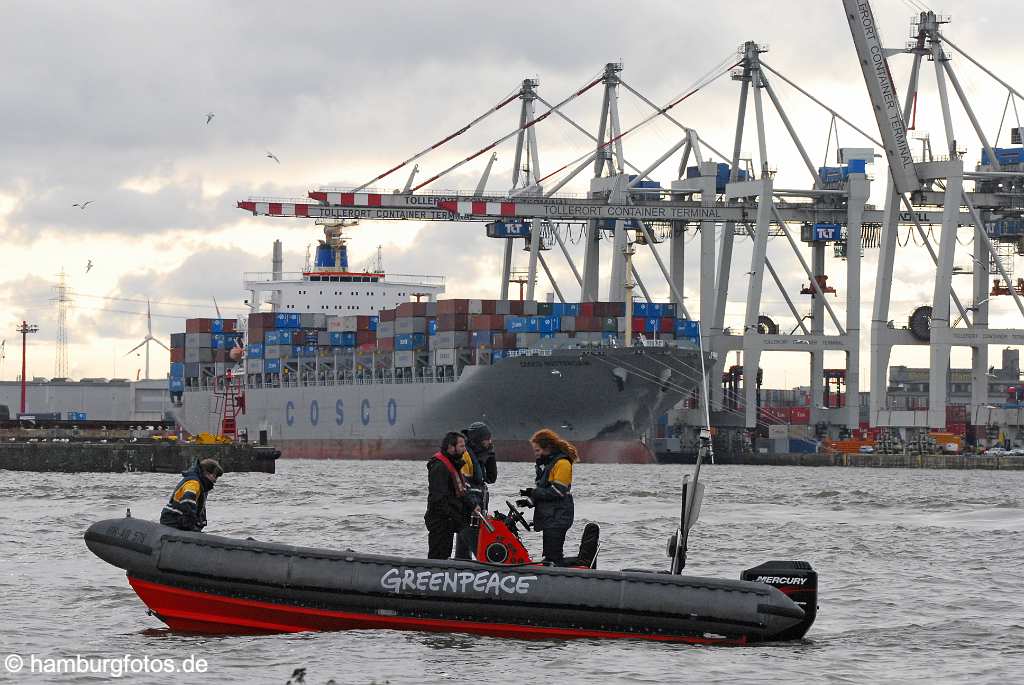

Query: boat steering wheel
[506,500,532,531]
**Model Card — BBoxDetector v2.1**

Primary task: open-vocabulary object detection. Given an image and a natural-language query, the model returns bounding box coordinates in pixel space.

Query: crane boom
[842,0,920,193]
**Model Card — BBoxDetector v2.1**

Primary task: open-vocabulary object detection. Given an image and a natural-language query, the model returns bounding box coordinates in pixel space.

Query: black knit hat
[463,421,492,443]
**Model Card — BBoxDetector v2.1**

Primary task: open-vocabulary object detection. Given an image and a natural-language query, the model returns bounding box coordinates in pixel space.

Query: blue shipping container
[506,317,527,332]
[675,319,700,338]
[275,313,289,329]
[169,378,184,392]
[981,146,1024,166]
[538,316,559,333]
[395,333,426,350]
[660,302,677,317]
[428,319,437,336]
[304,345,317,356]
[211,319,225,333]
[265,359,282,373]
[368,316,378,332]
[540,331,555,339]
[634,302,650,316]
[645,317,660,333]
[286,313,301,329]
[170,362,185,378]
[245,344,264,359]
[492,350,506,361]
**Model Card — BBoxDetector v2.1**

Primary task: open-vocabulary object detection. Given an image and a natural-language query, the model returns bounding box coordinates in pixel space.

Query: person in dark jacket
[454,421,498,559]
[519,429,578,564]
[160,459,223,532]
[425,432,475,559]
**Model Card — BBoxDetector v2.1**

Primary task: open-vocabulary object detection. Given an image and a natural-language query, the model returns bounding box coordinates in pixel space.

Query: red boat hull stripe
[127,576,744,644]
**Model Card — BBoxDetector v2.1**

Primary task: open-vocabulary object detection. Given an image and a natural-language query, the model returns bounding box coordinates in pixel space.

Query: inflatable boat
[85,433,818,644]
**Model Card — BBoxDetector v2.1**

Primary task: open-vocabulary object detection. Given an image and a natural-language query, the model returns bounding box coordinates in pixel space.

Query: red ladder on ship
[213,370,246,440]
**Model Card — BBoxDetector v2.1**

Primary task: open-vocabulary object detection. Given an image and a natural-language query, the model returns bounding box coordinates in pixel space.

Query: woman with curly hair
[519,428,579,564]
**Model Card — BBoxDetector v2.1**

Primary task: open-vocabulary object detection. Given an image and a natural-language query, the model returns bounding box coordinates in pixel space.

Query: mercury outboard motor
[742,560,818,640]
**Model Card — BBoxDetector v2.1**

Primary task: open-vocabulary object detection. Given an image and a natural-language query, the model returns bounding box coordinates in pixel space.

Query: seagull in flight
[72,201,93,210]
[205,112,215,124]
[86,259,93,273]
[266,150,280,164]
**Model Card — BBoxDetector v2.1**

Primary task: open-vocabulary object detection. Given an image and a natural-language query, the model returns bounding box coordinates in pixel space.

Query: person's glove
[519,487,534,498]
[515,498,534,508]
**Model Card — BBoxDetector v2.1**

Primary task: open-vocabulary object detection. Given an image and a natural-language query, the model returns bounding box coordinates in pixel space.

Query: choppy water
[1,461,1022,683]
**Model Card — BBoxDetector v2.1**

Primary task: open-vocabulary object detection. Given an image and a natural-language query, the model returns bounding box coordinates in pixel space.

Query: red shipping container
[437,313,469,331]
[223,319,236,333]
[579,302,595,317]
[186,318,212,333]
[437,299,470,315]
[470,314,502,331]
[170,347,185,362]
[481,300,497,315]
[357,343,377,352]
[575,316,602,332]
[659,317,675,333]
[631,317,646,333]
[356,315,374,331]
[377,337,395,351]
[789,407,811,424]
[508,301,525,315]
[946,404,968,421]
[249,312,275,329]
[356,331,375,346]
[397,302,428,317]
[946,422,967,436]
[379,308,397,323]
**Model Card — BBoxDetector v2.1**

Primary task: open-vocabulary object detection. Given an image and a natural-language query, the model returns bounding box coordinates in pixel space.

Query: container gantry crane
[844,0,1024,430]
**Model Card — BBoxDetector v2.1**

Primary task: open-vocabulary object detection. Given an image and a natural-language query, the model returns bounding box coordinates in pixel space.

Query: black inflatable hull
[85,518,806,644]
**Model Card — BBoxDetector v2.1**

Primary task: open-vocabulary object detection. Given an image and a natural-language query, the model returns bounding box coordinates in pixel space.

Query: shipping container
[170,332,186,348]
[433,331,470,348]
[516,332,540,347]
[395,333,427,350]
[396,317,429,335]
[264,359,282,373]
[246,343,265,359]
[185,333,212,350]
[379,308,397,323]
[480,300,496,315]
[378,337,395,352]
[186,318,213,334]
[170,362,185,378]
[376,321,396,338]
[397,301,429,317]
[789,406,811,424]
[436,313,469,331]
[433,348,457,366]
[170,347,185,363]
[246,358,264,374]
[394,350,416,368]
[168,378,184,393]
[537,316,560,333]
[185,348,214,364]
[495,300,511,315]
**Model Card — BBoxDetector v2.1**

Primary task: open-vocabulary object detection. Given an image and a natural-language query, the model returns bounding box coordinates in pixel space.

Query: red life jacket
[433,452,467,497]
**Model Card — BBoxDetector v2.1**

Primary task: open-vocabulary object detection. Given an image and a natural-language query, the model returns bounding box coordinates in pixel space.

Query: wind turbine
[124,299,169,380]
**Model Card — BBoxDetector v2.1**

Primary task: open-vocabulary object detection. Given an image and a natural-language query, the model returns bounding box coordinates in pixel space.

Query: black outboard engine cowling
[742,560,818,640]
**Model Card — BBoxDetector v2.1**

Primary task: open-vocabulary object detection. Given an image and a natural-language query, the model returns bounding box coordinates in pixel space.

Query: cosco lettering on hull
[286,399,397,427]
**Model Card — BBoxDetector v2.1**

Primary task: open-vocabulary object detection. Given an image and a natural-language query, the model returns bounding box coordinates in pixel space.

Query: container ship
[169,225,707,463]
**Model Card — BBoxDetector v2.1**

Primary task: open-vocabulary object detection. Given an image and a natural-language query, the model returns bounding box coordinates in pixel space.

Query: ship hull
[179,347,705,463]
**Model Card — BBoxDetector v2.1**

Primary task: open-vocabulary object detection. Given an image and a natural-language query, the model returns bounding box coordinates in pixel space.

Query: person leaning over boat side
[454,421,498,560]
[159,458,223,532]
[519,429,578,564]
[425,432,475,560]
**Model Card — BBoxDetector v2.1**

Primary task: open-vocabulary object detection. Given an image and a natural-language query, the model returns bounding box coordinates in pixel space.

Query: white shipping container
[246,358,264,374]
[327,317,345,332]
[433,348,457,366]
[468,299,483,314]
[394,350,415,367]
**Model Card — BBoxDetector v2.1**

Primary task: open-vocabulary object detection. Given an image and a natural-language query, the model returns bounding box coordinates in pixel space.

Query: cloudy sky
[1,0,1022,389]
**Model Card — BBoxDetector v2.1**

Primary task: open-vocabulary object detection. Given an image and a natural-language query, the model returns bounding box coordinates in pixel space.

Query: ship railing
[242,271,445,287]
[505,348,554,358]
[183,372,459,393]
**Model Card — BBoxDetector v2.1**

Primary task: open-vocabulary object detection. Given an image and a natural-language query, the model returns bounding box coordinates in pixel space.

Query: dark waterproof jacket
[425,452,472,531]
[159,466,214,531]
[462,441,498,510]
[532,451,574,531]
